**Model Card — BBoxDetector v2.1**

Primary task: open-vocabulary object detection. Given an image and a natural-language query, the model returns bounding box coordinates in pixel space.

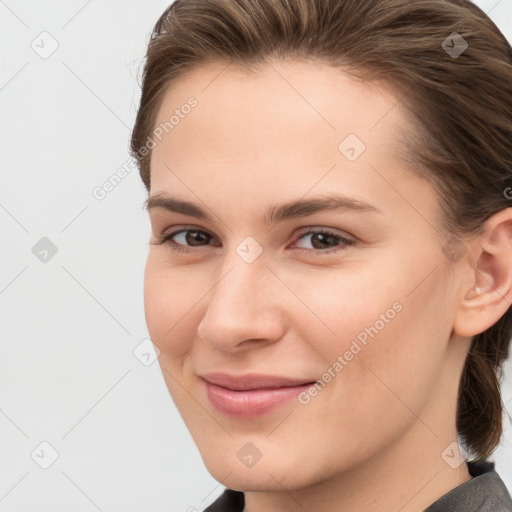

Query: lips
[200,372,317,390]
[200,372,317,418]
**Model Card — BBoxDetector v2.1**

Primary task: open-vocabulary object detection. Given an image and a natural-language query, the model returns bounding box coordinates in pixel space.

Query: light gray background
[1,1,511,510]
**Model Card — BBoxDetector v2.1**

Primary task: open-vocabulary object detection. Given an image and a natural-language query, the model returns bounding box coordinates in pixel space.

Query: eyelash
[154,226,356,256]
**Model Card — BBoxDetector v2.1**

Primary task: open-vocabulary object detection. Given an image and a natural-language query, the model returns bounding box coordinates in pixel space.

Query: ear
[453,207,512,338]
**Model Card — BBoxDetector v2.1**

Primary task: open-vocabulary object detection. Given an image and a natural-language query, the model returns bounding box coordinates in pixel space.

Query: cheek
[280,258,407,353]
[143,257,200,360]
[299,251,453,417]
[144,259,207,414]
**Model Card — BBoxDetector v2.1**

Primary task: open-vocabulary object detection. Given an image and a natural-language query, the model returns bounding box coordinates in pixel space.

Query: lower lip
[203,380,314,418]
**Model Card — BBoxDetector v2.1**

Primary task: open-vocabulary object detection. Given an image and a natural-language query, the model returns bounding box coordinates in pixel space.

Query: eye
[292,228,355,256]
[153,226,356,256]
[154,227,218,253]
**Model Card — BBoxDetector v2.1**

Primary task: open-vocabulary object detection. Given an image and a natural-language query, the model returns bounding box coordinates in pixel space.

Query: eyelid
[159,224,217,240]
[291,225,356,243]
[155,224,356,255]
[157,224,354,243]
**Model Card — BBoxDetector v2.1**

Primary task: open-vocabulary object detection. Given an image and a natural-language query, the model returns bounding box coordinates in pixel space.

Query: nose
[196,252,287,352]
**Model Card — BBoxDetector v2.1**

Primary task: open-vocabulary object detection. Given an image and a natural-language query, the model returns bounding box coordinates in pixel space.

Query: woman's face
[144,61,469,490]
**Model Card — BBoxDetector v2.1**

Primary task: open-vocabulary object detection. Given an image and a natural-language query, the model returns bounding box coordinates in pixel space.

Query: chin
[200,446,329,492]
[207,466,305,493]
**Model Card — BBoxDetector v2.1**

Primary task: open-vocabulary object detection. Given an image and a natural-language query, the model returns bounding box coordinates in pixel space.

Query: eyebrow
[144,193,383,225]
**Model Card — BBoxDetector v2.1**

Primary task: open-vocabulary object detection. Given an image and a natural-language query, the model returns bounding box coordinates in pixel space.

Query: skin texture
[143,60,512,512]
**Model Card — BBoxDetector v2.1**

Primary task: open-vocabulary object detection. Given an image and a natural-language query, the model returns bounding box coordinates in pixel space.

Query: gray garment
[203,460,512,512]
[425,460,512,512]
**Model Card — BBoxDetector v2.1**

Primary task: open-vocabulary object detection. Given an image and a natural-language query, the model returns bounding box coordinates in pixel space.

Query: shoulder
[425,460,512,512]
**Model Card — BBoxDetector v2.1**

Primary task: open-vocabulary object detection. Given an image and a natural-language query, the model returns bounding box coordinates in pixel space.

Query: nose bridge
[211,244,270,315]
[197,240,285,347]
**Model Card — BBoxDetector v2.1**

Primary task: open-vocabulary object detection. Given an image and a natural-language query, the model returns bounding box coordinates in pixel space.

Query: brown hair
[130,0,512,460]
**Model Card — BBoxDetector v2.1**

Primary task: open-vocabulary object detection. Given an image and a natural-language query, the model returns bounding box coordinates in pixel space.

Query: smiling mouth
[202,378,317,418]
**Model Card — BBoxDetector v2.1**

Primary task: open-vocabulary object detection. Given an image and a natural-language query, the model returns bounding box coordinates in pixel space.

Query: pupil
[313,233,334,249]
[187,230,209,246]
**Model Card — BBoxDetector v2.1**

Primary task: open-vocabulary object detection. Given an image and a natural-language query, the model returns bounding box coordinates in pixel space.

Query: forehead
[149,60,427,213]
[149,62,405,165]
[152,60,405,149]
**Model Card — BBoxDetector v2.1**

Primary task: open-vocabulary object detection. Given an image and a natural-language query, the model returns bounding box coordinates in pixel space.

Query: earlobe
[453,207,512,338]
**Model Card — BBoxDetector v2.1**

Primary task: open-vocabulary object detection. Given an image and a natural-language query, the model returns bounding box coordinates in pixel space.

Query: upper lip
[200,372,317,391]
